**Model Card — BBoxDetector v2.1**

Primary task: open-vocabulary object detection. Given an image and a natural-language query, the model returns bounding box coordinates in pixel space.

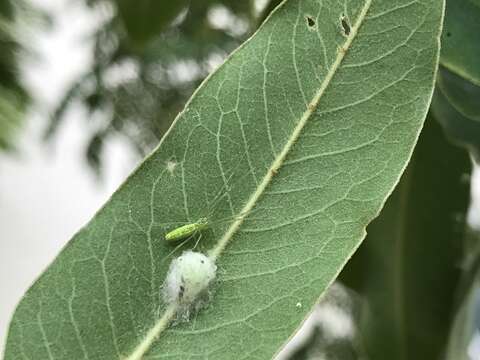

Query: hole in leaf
[306,16,315,28]
[340,14,350,36]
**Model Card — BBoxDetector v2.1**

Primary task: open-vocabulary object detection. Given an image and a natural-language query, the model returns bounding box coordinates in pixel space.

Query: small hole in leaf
[341,14,350,36]
[306,16,315,28]
[446,32,451,37]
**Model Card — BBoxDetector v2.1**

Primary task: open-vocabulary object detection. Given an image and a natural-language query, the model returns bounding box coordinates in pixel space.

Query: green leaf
[340,116,471,359]
[445,228,480,360]
[114,0,189,47]
[436,66,480,121]
[441,0,480,85]
[4,0,443,359]
[433,0,480,159]
[446,285,480,360]
[431,68,480,160]
[0,87,25,150]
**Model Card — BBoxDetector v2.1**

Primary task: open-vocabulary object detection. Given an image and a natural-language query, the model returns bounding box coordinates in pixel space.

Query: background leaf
[4,0,443,359]
[440,0,480,85]
[445,228,480,360]
[114,0,189,48]
[427,0,480,355]
[431,71,480,161]
[432,0,480,160]
[436,66,480,121]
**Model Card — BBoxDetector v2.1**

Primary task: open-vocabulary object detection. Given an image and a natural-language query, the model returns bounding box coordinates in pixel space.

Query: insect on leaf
[4,0,444,359]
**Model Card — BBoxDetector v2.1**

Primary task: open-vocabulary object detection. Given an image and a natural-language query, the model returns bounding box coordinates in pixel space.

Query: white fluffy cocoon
[163,251,217,307]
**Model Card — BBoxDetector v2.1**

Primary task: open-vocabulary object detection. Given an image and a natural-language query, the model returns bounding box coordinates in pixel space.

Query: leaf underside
[4,0,443,359]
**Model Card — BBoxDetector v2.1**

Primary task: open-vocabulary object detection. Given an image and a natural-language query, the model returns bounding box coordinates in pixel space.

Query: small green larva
[164,218,209,242]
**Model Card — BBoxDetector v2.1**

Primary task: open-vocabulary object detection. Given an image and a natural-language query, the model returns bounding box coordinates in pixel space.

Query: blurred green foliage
[0,0,28,151]
[433,0,480,161]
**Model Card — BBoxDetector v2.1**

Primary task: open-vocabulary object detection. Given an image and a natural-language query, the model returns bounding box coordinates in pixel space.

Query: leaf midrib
[209,0,373,260]
[125,0,373,358]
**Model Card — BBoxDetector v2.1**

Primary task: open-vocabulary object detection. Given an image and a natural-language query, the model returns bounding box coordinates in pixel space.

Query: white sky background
[1,0,479,357]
